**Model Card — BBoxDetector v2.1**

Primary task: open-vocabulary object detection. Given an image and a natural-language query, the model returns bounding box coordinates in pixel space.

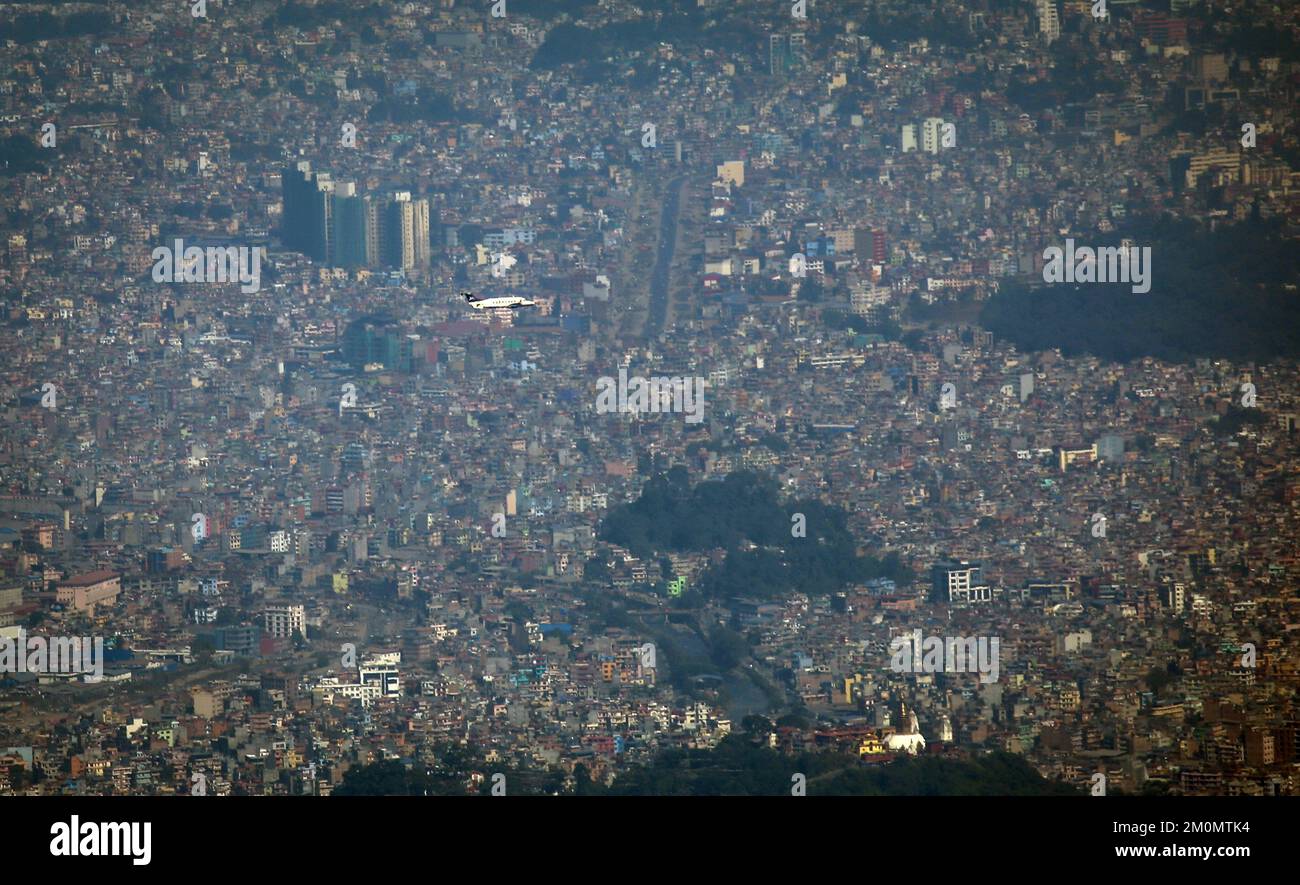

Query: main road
[646,175,687,337]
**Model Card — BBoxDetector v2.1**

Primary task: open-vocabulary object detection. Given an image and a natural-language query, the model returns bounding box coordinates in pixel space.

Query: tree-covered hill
[981,218,1300,364]
[599,469,912,599]
[331,739,1080,797]
[606,738,1081,796]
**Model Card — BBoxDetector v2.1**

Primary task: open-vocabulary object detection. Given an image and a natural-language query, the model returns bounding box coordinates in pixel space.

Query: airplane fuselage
[467,296,535,310]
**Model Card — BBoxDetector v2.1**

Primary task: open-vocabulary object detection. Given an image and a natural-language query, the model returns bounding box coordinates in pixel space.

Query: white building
[1036,0,1060,43]
[900,124,917,153]
[885,707,926,754]
[922,117,946,155]
[263,604,305,639]
[359,662,401,698]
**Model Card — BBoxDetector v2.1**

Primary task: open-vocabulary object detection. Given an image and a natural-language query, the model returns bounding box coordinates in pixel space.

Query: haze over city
[0,0,1298,819]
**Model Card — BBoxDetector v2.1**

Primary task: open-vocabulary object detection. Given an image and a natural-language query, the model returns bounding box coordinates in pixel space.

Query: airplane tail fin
[461,291,477,303]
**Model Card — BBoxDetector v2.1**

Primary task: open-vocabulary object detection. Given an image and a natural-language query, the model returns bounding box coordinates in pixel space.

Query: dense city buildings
[0,0,1297,803]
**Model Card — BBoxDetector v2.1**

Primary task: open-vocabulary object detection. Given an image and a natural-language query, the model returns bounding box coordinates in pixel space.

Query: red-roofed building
[57,570,120,613]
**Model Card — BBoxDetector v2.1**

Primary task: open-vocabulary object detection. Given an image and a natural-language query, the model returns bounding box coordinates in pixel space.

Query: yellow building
[859,735,887,756]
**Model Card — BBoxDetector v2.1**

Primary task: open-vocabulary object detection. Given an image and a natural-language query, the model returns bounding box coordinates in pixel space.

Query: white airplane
[462,291,535,310]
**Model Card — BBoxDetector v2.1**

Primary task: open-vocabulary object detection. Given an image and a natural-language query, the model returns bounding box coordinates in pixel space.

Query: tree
[1145,666,1172,696]
[584,556,610,583]
[192,634,216,664]
[796,276,824,303]
[333,760,421,796]
[573,763,595,796]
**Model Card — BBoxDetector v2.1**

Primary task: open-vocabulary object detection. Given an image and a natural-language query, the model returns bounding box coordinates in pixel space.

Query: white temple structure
[885,704,926,755]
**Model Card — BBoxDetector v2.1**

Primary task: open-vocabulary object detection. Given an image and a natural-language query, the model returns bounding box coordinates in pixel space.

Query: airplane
[462,291,535,310]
